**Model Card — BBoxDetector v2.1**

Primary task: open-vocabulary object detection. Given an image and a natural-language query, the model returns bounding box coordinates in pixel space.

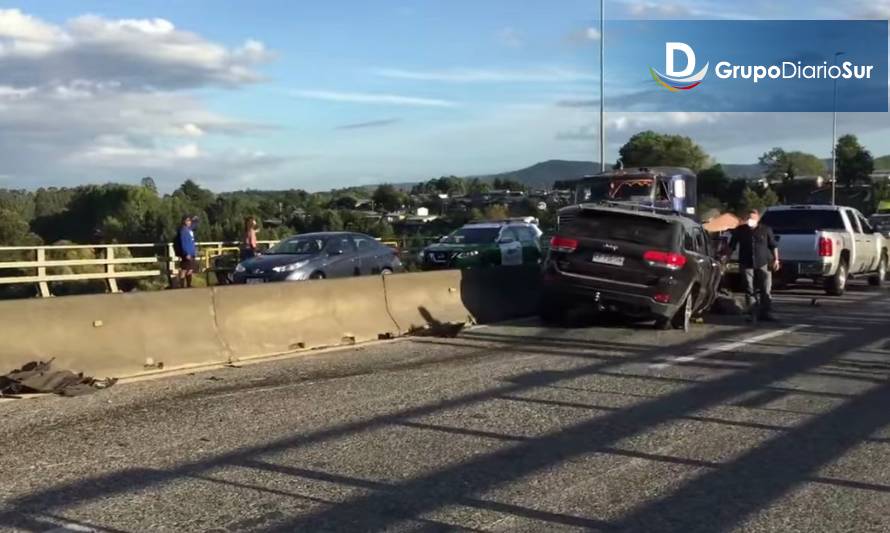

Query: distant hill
[470,159,600,189]
[381,154,890,194]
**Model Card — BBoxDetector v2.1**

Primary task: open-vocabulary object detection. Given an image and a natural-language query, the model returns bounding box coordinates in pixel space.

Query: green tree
[0,208,31,245]
[372,184,406,212]
[759,148,825,182]
[466,178,491,195]
[483,204,509,220]
[173,179,215,210]
[697,164,730,202]
[618,131,709,171]
[836,134,875,187]
[140,177,158,194]
[492,177,527,191]
[737,186,778,216]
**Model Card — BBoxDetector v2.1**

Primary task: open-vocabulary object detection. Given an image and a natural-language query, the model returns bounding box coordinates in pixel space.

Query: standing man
[727,208,780,321]
[175,215,198,288]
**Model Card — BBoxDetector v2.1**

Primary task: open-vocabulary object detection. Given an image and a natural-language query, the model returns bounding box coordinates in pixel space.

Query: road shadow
[2,291,888,532]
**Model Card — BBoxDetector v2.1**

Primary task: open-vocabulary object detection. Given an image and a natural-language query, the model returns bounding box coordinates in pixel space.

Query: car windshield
[441,227,500,244]
[266,237,325,255]
[577,177,669,204]
[761,210,845,234]
[561,210,678,248]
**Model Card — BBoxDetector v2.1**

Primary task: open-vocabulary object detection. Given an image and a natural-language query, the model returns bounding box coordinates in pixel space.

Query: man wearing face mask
[727,208,780,321]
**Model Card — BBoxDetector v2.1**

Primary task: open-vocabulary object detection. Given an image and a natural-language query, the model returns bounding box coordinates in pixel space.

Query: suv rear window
[561,210,678,248]
[761,210,845,234]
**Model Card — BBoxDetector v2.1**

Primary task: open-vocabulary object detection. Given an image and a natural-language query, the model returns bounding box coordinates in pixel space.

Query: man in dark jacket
[176,215,198,288]
[728,208,780,320]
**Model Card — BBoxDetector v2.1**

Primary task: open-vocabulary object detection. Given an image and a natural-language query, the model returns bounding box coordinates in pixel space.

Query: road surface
[2,283,890,532]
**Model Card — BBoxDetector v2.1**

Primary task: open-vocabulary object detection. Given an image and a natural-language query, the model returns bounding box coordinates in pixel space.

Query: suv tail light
[818,236,833,257]
[643,250,687,270]
[550,235,579,253]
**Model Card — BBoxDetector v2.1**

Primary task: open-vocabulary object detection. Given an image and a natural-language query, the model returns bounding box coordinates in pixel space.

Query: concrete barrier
[382,265,543,331]
[0,289,226,378]
[0,266,543,380]
[212,276,399,360]
[382,270,472,332]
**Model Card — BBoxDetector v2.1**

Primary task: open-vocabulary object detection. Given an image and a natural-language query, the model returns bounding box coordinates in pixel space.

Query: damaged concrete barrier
[0,289,226,378]
[382,265,543,332]
[212,275,399,360]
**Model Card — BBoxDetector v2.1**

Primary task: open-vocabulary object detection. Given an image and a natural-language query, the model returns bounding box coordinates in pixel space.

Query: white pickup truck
[761,205,887,295]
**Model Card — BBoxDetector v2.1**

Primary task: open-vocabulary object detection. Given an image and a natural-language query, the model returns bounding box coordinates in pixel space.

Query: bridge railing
[0,243,164,298]
[0,236,444,297]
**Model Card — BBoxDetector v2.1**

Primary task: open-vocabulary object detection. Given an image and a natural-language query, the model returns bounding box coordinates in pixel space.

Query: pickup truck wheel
[868,255,887,287]
[825,261,847,296]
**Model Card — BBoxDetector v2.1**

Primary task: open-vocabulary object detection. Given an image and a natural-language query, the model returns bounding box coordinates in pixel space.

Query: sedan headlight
[456,250,479,258]
[273,260,308,273]
[234,263,246,273]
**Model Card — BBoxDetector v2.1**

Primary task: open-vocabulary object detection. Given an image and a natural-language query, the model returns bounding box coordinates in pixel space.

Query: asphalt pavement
[2,282,890,532]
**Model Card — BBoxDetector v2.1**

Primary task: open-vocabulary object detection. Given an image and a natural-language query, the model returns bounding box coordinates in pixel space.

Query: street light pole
[599,0,605,172]
[831,51,844,206]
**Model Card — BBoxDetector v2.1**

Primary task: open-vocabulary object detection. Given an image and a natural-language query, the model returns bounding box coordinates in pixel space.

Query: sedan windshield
[441,227,500,244]
[267,237,325,255]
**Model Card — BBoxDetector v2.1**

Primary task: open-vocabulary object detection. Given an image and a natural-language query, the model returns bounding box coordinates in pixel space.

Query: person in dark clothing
[176,215,198,288]
[727,208,780,320]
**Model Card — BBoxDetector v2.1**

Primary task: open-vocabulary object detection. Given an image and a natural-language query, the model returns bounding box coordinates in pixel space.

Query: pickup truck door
[855,212,880,272]
[845,210,870,274]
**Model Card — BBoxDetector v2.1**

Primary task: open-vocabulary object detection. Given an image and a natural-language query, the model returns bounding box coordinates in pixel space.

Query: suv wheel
[538,294,567,325]
[825,261,847,296]
[671,292,694,332]
[868,255,887,287]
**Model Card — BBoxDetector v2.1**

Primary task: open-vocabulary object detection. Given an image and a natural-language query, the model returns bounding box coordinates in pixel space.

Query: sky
[0,0,888,191]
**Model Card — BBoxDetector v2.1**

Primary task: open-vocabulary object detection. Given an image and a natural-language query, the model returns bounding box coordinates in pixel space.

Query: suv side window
[683,228,696,252]
[693,227,709,255]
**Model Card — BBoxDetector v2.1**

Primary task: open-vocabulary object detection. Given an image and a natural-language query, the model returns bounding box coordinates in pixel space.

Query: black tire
[309,271,325,280]
[654,316,671,330]
[868,255,887,287]
[671,292,694,332]
[538,295,567,325]
[825,261,847,296]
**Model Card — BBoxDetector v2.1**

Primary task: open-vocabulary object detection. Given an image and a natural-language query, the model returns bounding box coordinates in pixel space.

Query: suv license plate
[592,253,624,266]
[246,278,265,284]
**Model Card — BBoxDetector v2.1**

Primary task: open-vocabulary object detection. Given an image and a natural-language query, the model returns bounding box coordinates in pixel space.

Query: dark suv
[540,205,721,330]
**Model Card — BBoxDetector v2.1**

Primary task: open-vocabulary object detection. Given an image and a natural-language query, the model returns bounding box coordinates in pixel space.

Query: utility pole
[599,0,605,173]
[831,51,844,206]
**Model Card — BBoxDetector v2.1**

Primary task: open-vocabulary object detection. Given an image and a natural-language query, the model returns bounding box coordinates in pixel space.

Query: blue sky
[1,1,888,191]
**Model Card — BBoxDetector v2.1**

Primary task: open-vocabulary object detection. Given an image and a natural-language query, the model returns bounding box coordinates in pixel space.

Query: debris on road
[0,359,117,398]
[710,290,744,315]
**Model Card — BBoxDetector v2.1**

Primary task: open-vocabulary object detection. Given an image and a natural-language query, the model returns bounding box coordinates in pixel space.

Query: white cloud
[373,67,596,83]
[292,89,458,108]
[0,8,284,190]
[0,9,269,90]
[496,27,523,48]
[859,0,890,18]
[621,1,694,18]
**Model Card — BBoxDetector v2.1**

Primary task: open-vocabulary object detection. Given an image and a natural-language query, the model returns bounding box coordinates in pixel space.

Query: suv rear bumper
[542,269,680,319]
